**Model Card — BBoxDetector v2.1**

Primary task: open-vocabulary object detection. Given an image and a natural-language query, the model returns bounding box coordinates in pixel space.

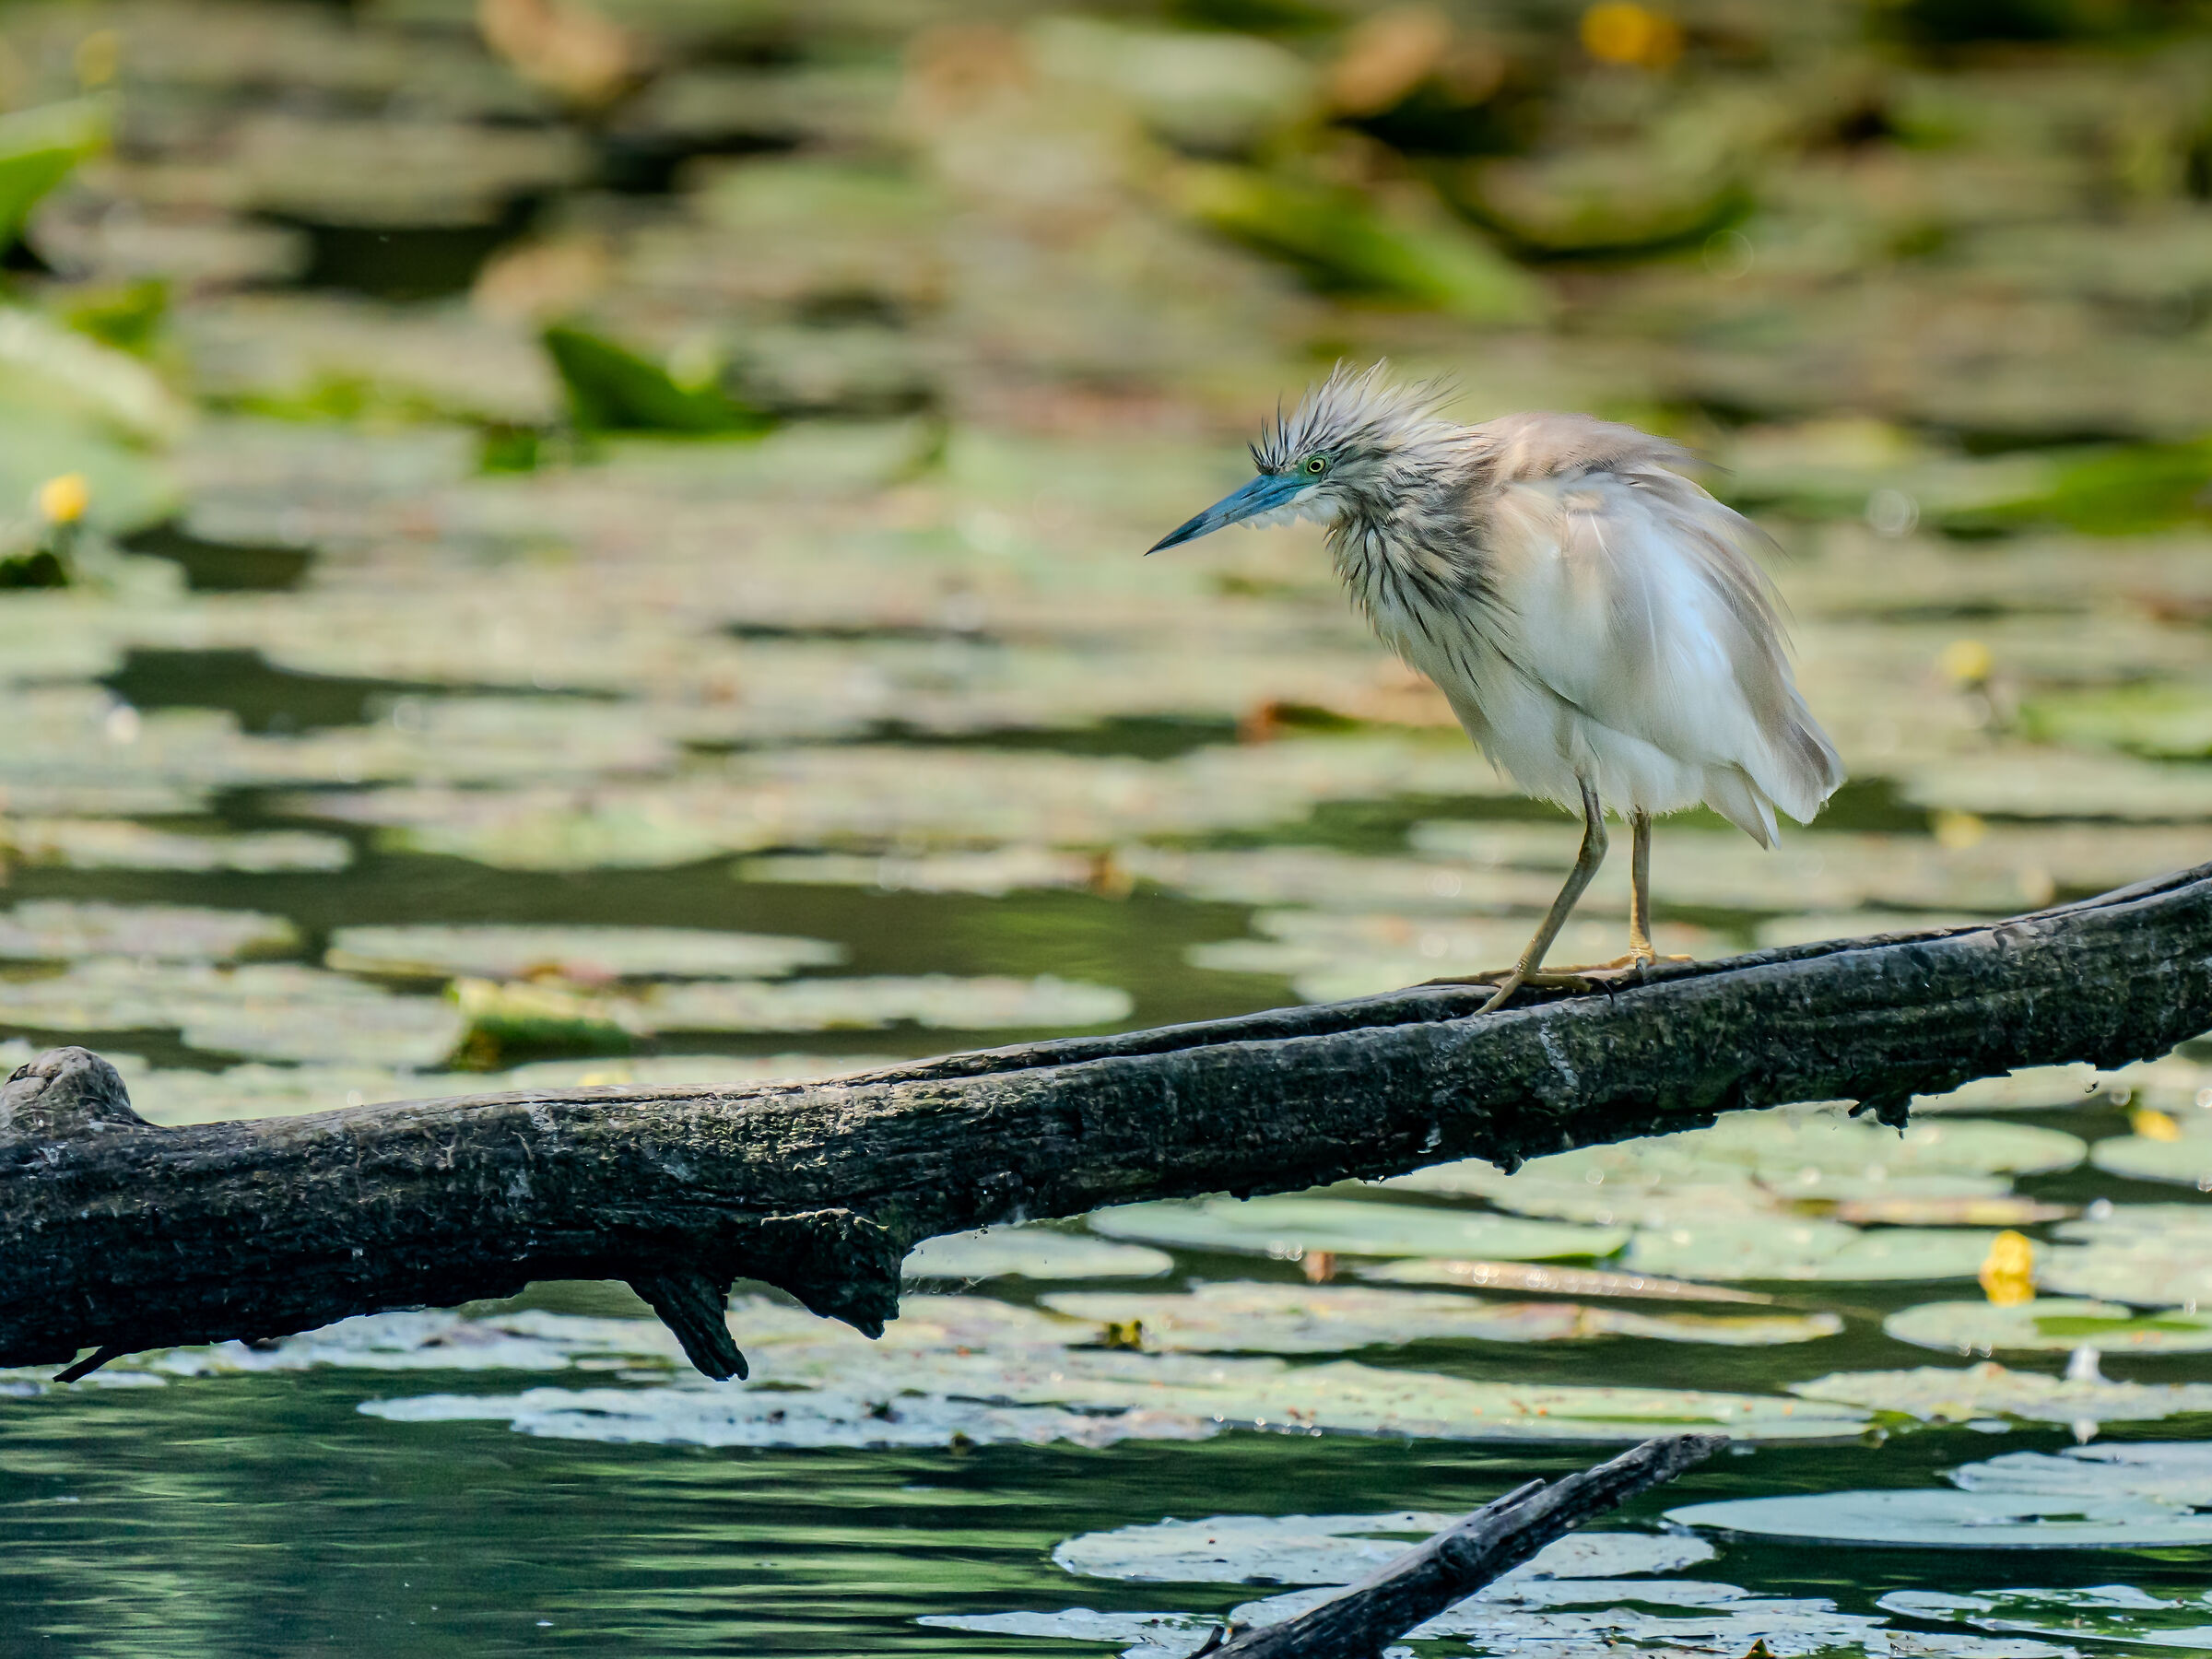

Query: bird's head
[1147,363,1454,553]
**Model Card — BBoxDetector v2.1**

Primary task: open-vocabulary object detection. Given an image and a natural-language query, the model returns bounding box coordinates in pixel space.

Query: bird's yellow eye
[1304,455,1327,476]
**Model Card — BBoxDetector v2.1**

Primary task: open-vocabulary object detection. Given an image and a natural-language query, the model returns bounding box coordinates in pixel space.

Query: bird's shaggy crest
[1253,361,1456,475]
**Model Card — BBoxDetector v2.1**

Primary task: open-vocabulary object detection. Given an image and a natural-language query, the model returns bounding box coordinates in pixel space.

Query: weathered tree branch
[1211,1432,1725,1657]
[5,863,2209,1378]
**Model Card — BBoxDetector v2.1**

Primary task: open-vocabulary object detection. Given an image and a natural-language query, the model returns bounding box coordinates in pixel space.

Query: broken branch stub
[3,863,2208,1379]
[1212,1432,1726,1658]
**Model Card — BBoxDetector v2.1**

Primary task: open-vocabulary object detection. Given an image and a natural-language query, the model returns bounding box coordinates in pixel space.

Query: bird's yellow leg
[1628,807,1655,966]
[1476,778,1607,1016]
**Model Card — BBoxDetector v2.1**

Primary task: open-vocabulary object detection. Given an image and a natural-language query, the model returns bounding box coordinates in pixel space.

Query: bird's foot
[1591,950,1696,971]
[1419,968,1606,1014]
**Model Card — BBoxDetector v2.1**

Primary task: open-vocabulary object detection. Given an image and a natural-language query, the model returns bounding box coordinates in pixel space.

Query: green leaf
[1171,164,1545,323]
[541,324,773,436]
[0,98,109,252]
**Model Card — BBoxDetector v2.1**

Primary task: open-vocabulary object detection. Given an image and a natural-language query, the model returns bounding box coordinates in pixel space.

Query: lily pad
[2,818,350,872]
[1951,1442,2212,1507]
[0,959,463,1066]
[1791,1359,2212,1425]
[1886,1299,2212,1357]
[1670,1488,2212,1550]
[1088,1197,1629,1262]
[1624,1220,1999,1283]
[1356,1258,1777,1305]
[1038,1283,1838,1352]
[1881,1585,2212,1653]
[2089,1133,2212,1189]
[495,1053,907,1090]
[128,1063,413,1127]
[1053,1512,1712,1586]
[632,974,1132,1033]
[905,1230,1175,1283]
[0,901,297,962]
[368,1384,1218,1451]
[328,924,844,983]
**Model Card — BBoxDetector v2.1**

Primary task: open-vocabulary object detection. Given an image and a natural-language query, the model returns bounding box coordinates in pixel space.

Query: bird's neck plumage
[1325,429,1492,651]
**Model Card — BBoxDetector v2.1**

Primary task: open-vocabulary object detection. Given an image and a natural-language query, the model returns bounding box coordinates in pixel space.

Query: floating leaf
[328,924,845,983]
[0,959,463,1066]
[2089,1132,2212,1189]
[1886,1299,2212,1357]
[450,975,631,1063]
[1671,1487,2212,1550]
[1791,1359,2212,1425]
[126,1063,414,1127]
[905,1230,1175,1283]
[367,1383,1216,1451]
[1038,1283,1838,1352]
[632,974,1132,1033]
[2,819,350,873]
[1053,1512,1712,1587]
[1881,1585,2212,1653]
[496,1053,906,1091]
[543,324,773,435]
[1356,1258,1777,1305]
[0,901,296,962]
[2022,682,2212,761]
[1623,1220,1998,1283]
[1168,164,1544,324]
[0,100,109,252]
[1089,1196,1629,1262]
[1949,1441,2212,1506]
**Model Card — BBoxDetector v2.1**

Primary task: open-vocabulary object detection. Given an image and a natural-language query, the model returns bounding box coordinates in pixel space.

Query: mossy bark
[5,864,2208,1379]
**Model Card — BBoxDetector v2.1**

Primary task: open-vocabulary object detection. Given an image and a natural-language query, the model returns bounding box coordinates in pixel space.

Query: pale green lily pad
[1881,1586,2212,1654]
[1052,1513,1712,1586]
[1088,1197,1628,1262]
[1900,748,2212,821]
[2089,1134,2212,1188]
[1885,1299,2212,1357]
[3,819,350,872]
[0,901,297,962]
[1394,1112,2079,1233]
[1689,1109,2086,1180]
[1950,1442,2212,1507]
[129,1063,413,1127]
[1355,1258,1777,1305]
[1039,1283,1838,1352]
[2037,1235,2212,1311]
[1834,1194,2074,1228]
[495,1053,908,1090]
[0,959,463,1066]
[632,974,1130,1032]
[905,1230,1175,1283]
[1254,1585,2061,1659]
[1791,1360,2212,1424]
[1672,1488,2212,1549]
[931,1590,2065,1659]
[1188,909,1712,1001]
[1914,1065,2112,1113]
[335,1291,1863,1446]
[1623,1220,1997,1282]
[364,1384,1217,1452]
[740,848,1103,896]
[326,924,844,982]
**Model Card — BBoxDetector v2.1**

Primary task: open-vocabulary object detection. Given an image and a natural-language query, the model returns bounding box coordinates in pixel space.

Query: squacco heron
[1150,364,1843,1013]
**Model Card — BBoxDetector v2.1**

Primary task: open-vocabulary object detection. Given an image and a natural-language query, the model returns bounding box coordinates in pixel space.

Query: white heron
[1149,364,1843,1013]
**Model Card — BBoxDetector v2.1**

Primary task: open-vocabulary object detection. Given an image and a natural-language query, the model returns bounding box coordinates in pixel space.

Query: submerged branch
[5,863,2209,1379]
[1211,1432,1725,1657]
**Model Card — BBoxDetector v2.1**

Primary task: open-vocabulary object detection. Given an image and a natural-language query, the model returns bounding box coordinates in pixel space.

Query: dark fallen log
[1210,1432,1724,1657]
[5,863,2209,1380]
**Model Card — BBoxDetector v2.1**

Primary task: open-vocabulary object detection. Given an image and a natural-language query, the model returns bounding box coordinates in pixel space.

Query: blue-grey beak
[1147,473,1303,554]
